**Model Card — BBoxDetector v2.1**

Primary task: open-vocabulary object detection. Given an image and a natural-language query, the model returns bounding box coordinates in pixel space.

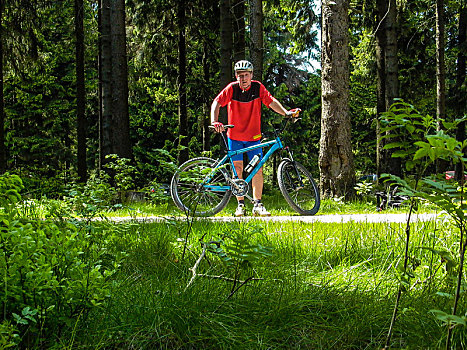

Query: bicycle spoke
[278,160,320,215]
[171,157,232,216]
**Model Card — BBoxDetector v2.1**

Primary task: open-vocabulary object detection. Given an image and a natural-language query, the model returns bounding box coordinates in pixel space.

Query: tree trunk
[436,0,448,173]
[376,0,401,177]
[177,0,189,164]
[455,4,467,181]
[384,0,401,176]
[100,0,113,165]
[219,0,233,124]
[97,0,103,171]
[375,0,386,178]
[110,0,131,159]
[75,0,87,182]
[319,0,355,198]
[436,0,446,128]
[385,0,398,109]
[250,0,263,81]
[202,43,211,152]
[0,0,5,174]
[232,0,245,61]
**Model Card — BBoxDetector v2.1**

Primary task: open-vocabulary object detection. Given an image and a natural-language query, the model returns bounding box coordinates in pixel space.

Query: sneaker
[235,203,246,217]
[252,203,271,217]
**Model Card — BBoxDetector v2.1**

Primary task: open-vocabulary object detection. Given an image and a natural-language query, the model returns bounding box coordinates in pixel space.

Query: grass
[104,188,432,218]
[67,216,464,349]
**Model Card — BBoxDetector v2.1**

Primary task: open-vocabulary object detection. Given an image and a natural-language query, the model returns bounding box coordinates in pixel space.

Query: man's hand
[285,108,301,118]
[212,121,225,133]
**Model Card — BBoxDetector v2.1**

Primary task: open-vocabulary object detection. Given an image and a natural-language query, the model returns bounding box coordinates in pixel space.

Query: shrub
[0,173,123,348]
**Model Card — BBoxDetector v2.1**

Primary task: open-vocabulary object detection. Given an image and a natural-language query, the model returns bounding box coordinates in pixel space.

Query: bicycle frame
[171,117,320,216]
[204,133,286,194]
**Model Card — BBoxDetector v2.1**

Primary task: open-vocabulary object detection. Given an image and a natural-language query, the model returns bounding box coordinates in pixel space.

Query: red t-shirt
[215,81,274,141]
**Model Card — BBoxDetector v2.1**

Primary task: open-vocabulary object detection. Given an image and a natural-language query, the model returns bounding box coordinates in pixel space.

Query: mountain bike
[170,117,320,216]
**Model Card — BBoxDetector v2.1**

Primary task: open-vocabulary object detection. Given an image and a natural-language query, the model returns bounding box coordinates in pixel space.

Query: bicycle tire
[277,160,320,215]
[170,157,232,216]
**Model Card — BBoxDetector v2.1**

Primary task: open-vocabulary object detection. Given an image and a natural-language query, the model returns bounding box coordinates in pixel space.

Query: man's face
[236,71,252,90]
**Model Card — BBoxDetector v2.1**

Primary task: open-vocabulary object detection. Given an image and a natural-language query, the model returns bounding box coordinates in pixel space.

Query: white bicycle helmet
[234,60,253,72]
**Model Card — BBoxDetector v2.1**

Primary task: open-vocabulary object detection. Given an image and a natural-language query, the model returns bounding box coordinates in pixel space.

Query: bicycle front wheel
[170,157,232,216]
[277,160,320,215]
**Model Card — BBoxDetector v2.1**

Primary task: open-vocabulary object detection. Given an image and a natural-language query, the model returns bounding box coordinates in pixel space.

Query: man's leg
[252,167,263,200]
[251,167,271,216]
[233,160,244,201]
[233,160,246,216]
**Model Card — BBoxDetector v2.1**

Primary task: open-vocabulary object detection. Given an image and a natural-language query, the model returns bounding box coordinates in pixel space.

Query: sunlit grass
[74,218,460,349]
[109,188,428,217]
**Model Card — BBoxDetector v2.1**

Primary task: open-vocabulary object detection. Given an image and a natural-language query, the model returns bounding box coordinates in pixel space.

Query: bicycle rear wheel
[170,157,232,216]
[277,160,320,215]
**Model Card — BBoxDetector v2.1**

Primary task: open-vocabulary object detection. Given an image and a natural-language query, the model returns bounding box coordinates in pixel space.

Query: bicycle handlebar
[208,124,234,130]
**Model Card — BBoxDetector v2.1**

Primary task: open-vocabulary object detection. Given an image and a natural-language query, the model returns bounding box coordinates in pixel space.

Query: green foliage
[137,148,178,189]
[354,180,374,198]
[0,321,19,349]
[380,100,440,171]
[205,224,272,273]
[0,174,123,348]
[0,174,23,215]
[263,74,321,175]
[0,218,122,347]
[381,100,467,346]
[65,170,118,217]
[104,154,137,192]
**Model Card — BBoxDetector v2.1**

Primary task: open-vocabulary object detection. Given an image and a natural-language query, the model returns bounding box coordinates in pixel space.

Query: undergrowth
[68,218,463,349]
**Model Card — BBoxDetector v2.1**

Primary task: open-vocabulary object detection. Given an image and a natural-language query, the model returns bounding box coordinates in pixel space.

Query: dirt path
[105,212,440,224]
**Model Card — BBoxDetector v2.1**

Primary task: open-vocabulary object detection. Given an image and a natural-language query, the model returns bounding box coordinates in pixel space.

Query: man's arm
[269,98,301,117]
[210,99,225,132]
[210,99,221,123]
[269,98,288,116]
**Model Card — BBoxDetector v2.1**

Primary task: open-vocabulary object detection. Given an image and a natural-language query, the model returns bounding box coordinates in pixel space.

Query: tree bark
[232,0,245,61]
[219,0,233,124]
[75,0,87,182]
[319,0,355,198]
[202,43,211,151]
[376,0,400,177]
[455,4,467,181]
[436,0,446,128]
[100,0,113,165]
[97,0,103,171]
[177,0,189,164]
[384,0,398,109]
[375,0,386,178]
[0,0,5,174]
[110,0,131,159]
[250,0,263,81]
[436,0,448,173]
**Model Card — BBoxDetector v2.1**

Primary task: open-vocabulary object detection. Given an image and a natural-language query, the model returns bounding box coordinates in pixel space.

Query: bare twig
[197,273,263,283]
[184,243,207,291]
[213,276,256,313]
[385,188,418,349]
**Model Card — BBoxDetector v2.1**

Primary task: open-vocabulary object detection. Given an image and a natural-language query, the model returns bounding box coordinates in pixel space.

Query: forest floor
[103,212,440,224]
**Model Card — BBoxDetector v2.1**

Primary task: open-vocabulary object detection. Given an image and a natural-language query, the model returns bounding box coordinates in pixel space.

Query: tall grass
[66,217,463,349]
[105,189,420,218]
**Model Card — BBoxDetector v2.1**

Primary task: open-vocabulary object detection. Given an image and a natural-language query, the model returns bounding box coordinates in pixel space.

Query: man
[211,60,299,217]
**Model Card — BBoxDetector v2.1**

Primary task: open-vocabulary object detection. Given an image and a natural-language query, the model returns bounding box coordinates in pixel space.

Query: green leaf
[430,310,466,326]
[392,150,409,158]
[384,142,405,150]
[413,148,428,160]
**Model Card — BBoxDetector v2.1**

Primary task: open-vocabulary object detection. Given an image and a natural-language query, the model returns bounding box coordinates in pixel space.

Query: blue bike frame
[205,135,284,193]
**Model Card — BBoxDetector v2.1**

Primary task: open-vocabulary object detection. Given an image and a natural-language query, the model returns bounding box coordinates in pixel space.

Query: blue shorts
[228,138,263,162]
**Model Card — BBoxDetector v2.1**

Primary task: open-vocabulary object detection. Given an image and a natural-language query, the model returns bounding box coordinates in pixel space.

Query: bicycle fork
[283,146,305,190]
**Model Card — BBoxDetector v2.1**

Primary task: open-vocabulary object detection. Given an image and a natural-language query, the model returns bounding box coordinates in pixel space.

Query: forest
[2,0,467,349]
[0,0,464,196]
